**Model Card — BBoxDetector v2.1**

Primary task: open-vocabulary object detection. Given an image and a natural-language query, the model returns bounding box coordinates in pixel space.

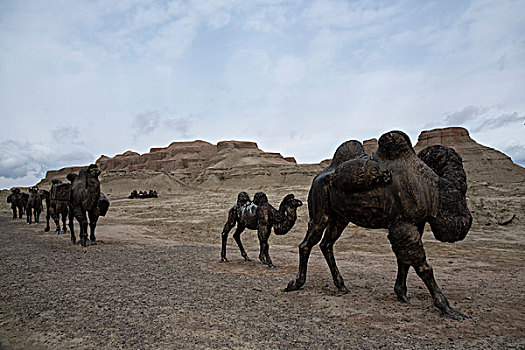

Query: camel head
[418,145,472,243]
[66,173,78,183]
[279,194,303,211]
[88,164,101,178]
[11,188,20,194]
[28,186,39,194]
[274,194,303,236]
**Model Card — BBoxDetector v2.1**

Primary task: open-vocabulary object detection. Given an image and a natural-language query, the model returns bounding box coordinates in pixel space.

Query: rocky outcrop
[37,166,86,189]
[414,127,525,184]
[96,141,218,172]
[363,138,378,155]
[94,140,296,175]
[36,127,524,230]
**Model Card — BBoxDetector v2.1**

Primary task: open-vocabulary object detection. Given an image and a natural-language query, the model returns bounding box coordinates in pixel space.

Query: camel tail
[418,145,472,243]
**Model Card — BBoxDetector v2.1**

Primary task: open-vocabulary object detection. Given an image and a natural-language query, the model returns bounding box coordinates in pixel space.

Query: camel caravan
[7,164,110,247]
[6,130,474,318]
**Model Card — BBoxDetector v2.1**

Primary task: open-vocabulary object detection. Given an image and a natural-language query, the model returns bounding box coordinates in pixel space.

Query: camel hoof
[397,294,411,303]
[268,264,276,270]
[70,240,76,245]
[284,280,302,292]
[44,227,50,232]
[89,240,97,246]
[442,307,470,321]
[244,257,252,262]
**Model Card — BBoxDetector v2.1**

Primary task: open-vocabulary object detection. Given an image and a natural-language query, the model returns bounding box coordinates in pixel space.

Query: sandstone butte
[37,127,525,193]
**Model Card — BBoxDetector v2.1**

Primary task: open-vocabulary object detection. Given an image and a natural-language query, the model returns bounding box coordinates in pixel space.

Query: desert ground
[1,184,524,349]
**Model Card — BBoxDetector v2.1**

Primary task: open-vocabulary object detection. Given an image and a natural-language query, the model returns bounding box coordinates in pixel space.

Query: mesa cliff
[36,127,524,228]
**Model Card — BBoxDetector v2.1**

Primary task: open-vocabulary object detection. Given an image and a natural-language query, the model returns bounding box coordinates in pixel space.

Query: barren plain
[1,182,524,349]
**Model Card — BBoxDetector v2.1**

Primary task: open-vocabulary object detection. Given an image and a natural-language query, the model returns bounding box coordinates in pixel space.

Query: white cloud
[274,56,306,86]
[0,139,93,184]
[1,0,524,188]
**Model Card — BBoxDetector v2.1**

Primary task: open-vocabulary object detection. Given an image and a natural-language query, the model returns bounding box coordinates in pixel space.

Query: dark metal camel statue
[221,191,303,269]
[285,130,472,319]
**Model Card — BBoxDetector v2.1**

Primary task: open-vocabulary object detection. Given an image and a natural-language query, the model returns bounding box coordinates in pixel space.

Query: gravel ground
[1,204,523,349]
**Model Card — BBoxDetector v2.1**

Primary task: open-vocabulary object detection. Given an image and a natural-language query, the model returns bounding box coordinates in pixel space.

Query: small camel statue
[43,179,71,235]
[67,164,110,247]
[7,188,27,219]
[285,130,472,320]
[26,186,42,224]
[221,191,303,269]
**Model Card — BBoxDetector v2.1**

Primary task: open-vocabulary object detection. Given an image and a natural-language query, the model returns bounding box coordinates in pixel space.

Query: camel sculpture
[221,191,303,269]
[284,130,472,320]
[7,188,27,219]
[67,164,110,247]
[43,179,71,235]
[26,186,43,224]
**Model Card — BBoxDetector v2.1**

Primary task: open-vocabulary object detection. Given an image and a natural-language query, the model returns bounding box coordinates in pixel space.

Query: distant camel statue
[221,191,303,269]
[26,187,42,224]
[284,131,472,319]
[67,164,110,246]
[43,179,71,235]
[7,188,27,219]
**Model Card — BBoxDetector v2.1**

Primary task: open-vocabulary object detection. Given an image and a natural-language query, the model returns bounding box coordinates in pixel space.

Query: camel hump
[236,191,250,206]
[253,192,268,205]
[51,183,71,201]
[66,173,78,183]
[331,140,366,167]
[333,158,391,193]
[374,130,415,160]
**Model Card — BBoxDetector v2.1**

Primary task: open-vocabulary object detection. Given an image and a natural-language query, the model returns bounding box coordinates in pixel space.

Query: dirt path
[0,195,524,349]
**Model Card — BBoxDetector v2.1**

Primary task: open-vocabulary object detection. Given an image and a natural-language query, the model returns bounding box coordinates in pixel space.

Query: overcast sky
[1,0,524,189]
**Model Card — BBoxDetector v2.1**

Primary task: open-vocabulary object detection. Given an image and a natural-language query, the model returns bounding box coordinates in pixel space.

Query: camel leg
[388,224,468,320]
[53,212,61,234]
[61,211,68,234]
[393,223,425,302]
[44,208,51,232]
[256,225,273,268]
[220,208,237,262]
[26,207,32,224]
[232,226,251,262]
[69,207,77,245]
[88,210,98,245]
[12,207,17,220]
[79,216,88,247]
[320,217,349,293]
[394,259,410,303]
[285,217,328,291]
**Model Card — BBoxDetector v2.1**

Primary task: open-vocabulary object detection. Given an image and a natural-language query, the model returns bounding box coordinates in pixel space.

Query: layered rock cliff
[36,127,524,228]
[414,127,525,184]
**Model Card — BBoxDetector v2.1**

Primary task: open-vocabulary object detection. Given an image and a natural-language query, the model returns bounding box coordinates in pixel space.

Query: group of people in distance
[128,190,158,199]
